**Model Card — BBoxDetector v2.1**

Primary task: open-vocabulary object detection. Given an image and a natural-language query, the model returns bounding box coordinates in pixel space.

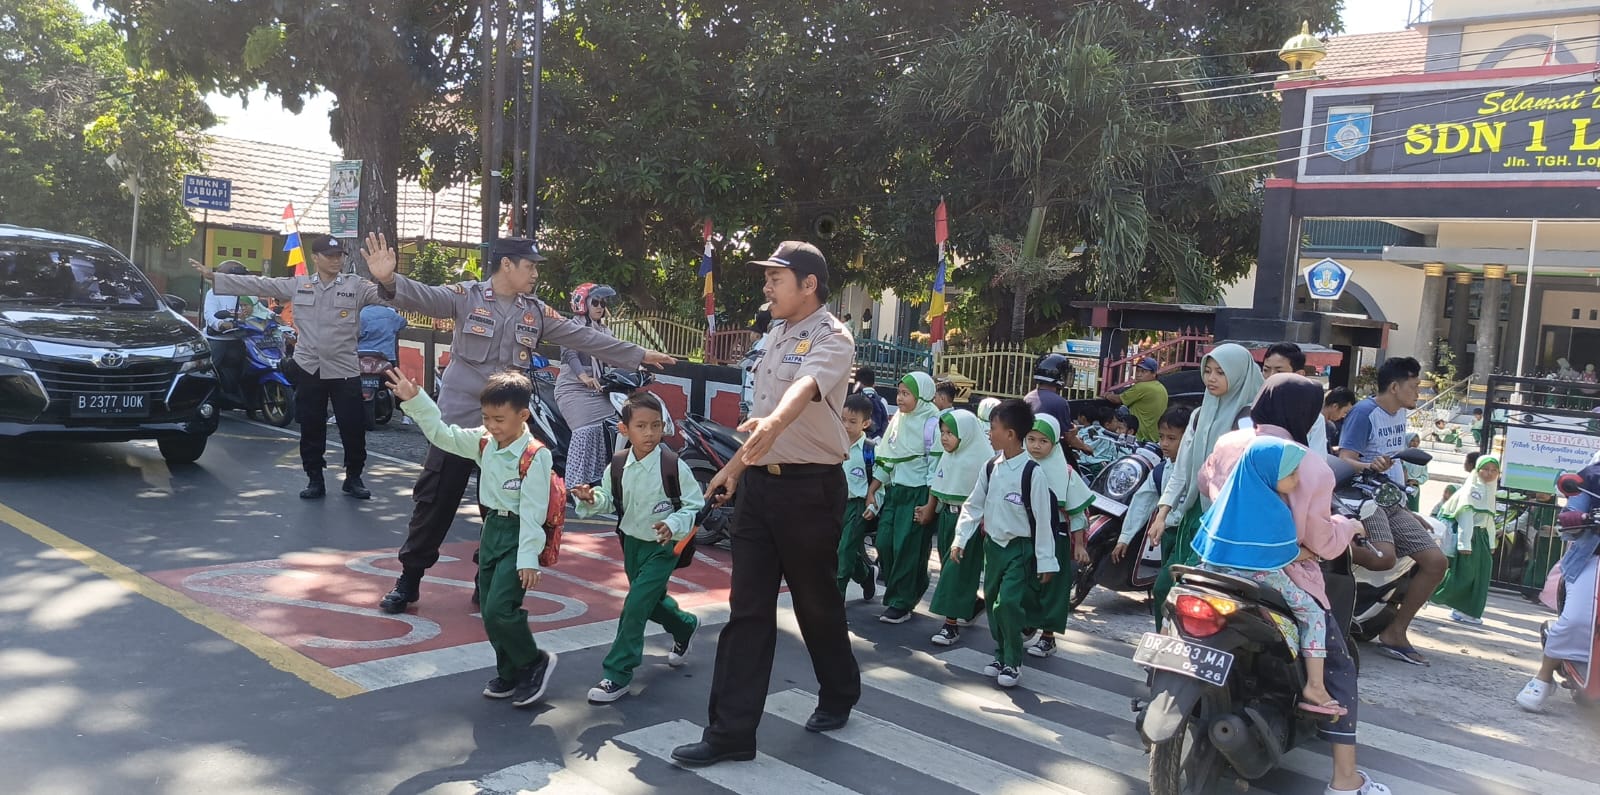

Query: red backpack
[480,435,566,566]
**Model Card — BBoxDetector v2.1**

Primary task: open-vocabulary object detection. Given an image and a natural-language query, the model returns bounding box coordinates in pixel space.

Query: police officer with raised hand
[192,236,385,499]
[671,240,860,768]
[359,233,677,615]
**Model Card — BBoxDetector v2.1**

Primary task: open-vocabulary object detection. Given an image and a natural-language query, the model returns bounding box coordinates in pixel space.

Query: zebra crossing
[501,628,1599,795]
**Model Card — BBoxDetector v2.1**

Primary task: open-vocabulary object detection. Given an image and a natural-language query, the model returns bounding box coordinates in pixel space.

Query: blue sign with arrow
[182,175,232,212]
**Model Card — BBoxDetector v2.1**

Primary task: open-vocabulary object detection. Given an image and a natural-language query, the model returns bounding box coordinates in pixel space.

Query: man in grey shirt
[193,236,385,499]
[360,234,676,613]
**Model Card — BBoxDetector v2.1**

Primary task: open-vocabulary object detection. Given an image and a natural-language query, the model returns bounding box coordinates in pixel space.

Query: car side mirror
[164,294,188,313]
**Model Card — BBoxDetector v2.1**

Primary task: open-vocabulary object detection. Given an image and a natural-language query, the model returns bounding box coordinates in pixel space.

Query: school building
[1217,0,1600,389]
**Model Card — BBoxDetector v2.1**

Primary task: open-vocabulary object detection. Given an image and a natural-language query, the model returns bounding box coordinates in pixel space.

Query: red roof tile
[1317,29,1428,80]
[191,136,481,246]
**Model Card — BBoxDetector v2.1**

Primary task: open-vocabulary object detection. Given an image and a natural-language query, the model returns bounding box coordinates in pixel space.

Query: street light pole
[525,0,542,234]
[128,171,141,257]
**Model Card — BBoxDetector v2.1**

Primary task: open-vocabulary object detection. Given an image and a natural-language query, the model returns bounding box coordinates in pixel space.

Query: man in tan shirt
[672,240,861,767]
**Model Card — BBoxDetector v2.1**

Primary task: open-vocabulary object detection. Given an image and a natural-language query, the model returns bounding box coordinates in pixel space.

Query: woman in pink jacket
[1195,373,1387,795]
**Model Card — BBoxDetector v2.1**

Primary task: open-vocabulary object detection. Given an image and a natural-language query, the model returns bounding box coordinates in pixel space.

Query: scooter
[209,310,295,427]
[1342,447,1445,642]
[1135,457,1381,795]
[524,354,671,481]
[1549,472,1600,709]
[1070,443,1165,609]
[357,350,395,429]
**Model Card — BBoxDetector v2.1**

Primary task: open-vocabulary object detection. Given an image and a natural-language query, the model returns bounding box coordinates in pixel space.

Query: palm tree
[888,6,1249,340]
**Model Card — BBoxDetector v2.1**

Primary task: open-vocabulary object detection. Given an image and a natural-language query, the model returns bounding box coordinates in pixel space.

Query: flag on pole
[699,219,716,334]
[282,203,306,277]
[929,199,949,355]
[1542,27,1559,66]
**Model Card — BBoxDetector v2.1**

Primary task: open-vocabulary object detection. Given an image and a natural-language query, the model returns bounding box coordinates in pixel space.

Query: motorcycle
[677,412,747,545]
[209,310,295,427]
[1547,472,1600,709]
[1342,447,1444,642]
[1070,443,1166,609]
[357,350,396,430]
[1135,455,1387,795]
[524,354,676,479]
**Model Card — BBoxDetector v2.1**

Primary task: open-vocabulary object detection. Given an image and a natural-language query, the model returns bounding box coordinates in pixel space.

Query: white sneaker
[667,628,695,668]
[1025,636,1056,658]
[982,658,1004,677]
[1516,678,1552,713]
[997,665,1021,688]
[1325,770,1391,795]
[1450,610,1484,625]
[587,678,628,703]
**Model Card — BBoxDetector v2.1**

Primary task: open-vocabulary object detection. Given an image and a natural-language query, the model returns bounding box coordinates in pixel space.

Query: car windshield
[0,240,158,309]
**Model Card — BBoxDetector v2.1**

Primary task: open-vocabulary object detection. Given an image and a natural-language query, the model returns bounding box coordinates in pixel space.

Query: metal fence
[1486,494,1567,594]
[609,311,708,362]
[937,343,1039,401]
[856,339,933,385]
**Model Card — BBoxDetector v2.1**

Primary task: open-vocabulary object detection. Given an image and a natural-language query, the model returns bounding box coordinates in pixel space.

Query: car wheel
[158,436,207,466]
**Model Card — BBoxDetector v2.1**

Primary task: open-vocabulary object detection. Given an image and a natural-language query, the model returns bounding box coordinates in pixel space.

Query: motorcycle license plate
[71,393,148,417]
[1133,632,1233,686]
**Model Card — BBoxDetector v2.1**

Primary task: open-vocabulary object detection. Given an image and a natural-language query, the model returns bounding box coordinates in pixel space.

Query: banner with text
[328,160,362,237]
[1301,75,1600,184]
[1502,426,1600,493]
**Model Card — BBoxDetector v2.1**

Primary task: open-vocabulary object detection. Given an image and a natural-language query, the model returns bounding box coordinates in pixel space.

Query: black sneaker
[997,665,1021,688]
[482,676,515,699]
[668,624,696,668]
[878,606,911,624]
[378,571,421,614]
[862,565,878,602]
[587,678,628,703]
[931,624,960,646]
[511,650,558,708]
[1026,635,1057,658]
[299,474,326,499]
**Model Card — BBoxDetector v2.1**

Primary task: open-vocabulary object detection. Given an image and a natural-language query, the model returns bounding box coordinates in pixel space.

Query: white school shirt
[951,451,1059,574]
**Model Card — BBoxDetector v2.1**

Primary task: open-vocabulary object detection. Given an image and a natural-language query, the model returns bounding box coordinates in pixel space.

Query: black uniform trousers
[290,365,366,477]
[397,444,482,572]
[704,465,861,750]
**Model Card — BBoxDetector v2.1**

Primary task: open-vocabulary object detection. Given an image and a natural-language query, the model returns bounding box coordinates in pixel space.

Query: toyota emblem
[97,351,127,368]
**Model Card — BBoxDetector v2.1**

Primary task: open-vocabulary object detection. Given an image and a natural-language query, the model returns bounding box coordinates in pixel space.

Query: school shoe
[862,565,879,602]
[931,625,960,646]
[997,665,1021,688]
[511,650,558,708]
[342,474,371,500]
[299,473,326,499]
[803,709,850,733]
[482,676,515,699]
[670,741,757,767]
[378,569,422,614]
[982,658,1004,677]
[1026,635,1057,658]
[1325,771,1392,795]
[1450,610,1483,625]
[587,678,628,703]
[668,625,696,668]
[879,606,912,624]
[1515,678,1552,713]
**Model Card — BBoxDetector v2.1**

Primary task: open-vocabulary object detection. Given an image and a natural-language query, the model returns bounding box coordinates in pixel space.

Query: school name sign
[1299,77,1600,184]
[1502,426,1600,494]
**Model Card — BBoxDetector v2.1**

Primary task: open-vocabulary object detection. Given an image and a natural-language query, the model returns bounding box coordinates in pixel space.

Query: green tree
[0,0,212,252]
[406,241,457,286]
[99,0,479,244]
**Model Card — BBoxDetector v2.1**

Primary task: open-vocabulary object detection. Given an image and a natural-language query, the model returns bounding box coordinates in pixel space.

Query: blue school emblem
[1324,105,1372,163]
[1304,258,1352,301]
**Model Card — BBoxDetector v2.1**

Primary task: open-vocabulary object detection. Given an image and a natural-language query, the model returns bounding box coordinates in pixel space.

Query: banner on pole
[328,160,362,237]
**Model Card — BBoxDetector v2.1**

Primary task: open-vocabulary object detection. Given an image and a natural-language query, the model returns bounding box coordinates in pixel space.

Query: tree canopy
[0,0,213,253]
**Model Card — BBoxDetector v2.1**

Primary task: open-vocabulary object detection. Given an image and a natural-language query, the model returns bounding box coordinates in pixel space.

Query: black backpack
[609,447,695,569]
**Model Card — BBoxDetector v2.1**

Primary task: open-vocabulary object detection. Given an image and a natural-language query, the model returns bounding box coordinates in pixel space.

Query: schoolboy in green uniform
[386,368,557,708]
[837,393,880,599]
[572,392,705,703]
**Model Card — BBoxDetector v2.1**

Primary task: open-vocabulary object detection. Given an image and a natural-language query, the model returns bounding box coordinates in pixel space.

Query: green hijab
[1441,455,1500,519]
[1164,343,1266,514]
[879,372,940,464]
[1030,415,1095,513]
[930,409,989,502]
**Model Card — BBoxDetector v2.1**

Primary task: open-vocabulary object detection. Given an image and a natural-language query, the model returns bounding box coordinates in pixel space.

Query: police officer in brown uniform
[672,241,861,767]
[359,234,676,613]
[192,236,384,499]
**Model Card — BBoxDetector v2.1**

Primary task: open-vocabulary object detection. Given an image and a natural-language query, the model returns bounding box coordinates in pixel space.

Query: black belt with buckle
[759,463,835,477]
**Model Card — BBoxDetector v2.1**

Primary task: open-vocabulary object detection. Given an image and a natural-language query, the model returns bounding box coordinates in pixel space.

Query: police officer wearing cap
[193,235,386,499]
[360,233,677,614]
[671,240,860,767]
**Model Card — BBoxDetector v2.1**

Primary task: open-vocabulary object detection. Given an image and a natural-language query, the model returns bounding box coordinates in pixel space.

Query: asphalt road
[1,415,1596,795]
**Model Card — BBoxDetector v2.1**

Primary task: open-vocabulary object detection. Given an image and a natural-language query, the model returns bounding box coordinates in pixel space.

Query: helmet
[570,283,617,317]
[1033,353,1072,388]
[753,302,773,335]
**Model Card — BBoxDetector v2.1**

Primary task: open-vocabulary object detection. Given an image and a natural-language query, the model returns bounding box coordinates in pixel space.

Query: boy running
[571,392,705,703]
[386,368,557,707]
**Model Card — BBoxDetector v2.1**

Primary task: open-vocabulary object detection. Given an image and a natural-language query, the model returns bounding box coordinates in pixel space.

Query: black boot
[379,569,423,614]
[299,472,326,499]
[342,473,371,500]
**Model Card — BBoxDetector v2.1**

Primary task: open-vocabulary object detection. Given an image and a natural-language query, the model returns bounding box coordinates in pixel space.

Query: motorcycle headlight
[1103,460,1145,502]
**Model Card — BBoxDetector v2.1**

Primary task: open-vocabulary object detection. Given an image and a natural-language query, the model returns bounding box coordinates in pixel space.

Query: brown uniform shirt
[749,305,853,466]
[212,272,385,379]
[385,275,645,426]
